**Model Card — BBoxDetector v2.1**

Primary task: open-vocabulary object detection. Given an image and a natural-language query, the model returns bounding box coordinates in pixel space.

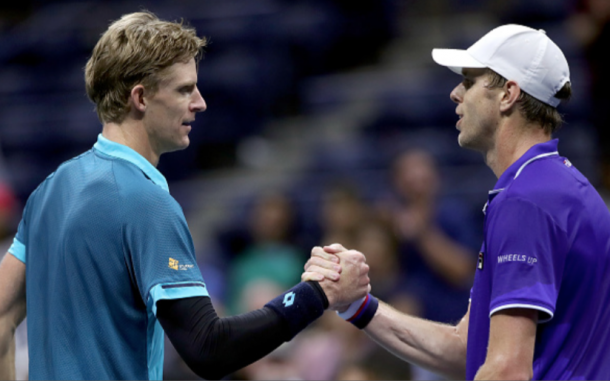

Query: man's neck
[101,121,160,167]
[484,118,551,179]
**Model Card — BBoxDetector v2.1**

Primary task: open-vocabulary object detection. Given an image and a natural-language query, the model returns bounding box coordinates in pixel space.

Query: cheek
[466,98,494,124]
[479,102,499,126]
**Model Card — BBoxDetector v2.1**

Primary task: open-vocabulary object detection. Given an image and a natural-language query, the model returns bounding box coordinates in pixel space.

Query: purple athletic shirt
[467,139,610,380]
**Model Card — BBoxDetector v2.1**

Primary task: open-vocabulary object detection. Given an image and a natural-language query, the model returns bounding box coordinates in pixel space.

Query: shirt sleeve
[8,236,26,264]
[122,189,208,316]
[485,197,568,323]
[8,203,29,264]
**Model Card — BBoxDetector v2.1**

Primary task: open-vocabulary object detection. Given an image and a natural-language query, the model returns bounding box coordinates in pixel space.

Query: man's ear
[129,84,146,113]
[499,80,521,113]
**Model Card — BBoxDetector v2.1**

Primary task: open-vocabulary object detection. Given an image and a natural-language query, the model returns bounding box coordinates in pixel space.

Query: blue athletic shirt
[467,139,610,379]
[8,134,209,380]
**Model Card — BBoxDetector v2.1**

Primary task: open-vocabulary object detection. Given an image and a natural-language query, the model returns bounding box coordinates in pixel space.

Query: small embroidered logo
[283,292,295,307]
[169,258,194,271]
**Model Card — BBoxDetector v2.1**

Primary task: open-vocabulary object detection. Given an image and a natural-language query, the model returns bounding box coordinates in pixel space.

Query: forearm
[364,301,467,379]
[158,282,327,380]
[0,253,26,381]
[159,297,292,379]
[0,322,16,380]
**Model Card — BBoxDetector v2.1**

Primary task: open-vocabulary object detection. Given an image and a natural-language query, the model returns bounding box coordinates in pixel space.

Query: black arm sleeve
[157,283,327,380]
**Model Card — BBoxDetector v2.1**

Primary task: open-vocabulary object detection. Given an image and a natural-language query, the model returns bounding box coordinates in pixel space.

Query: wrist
[337,296,367,319]
[265,282,327,340]
[336,294,379,329]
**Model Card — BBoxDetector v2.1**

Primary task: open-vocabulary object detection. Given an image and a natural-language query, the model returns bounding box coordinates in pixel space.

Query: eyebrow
[177,82,197,90]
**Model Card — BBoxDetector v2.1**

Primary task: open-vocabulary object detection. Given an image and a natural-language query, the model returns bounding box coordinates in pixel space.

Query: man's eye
[463,79,473,89]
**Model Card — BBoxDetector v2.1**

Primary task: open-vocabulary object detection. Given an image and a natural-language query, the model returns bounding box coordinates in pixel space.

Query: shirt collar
[93,134,169,192]
[493,139,559,191]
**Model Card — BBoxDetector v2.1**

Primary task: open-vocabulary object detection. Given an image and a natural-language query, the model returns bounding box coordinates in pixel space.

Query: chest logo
[478,252,484,270]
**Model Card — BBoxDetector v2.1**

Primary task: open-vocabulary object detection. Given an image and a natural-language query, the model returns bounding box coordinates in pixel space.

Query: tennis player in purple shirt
[303,24,610,380]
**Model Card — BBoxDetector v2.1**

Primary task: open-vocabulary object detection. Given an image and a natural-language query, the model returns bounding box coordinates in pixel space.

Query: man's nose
[191,87,207,112]
[450,83,463,104]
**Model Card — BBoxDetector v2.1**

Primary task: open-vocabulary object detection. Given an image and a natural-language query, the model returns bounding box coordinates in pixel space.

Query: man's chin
[457,132,468,148]
[163,138,190,154]
[457,133,480,152]
[458,134,486,153]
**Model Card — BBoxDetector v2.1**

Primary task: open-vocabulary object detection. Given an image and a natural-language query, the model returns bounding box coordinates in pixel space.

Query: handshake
[301,244,371,312]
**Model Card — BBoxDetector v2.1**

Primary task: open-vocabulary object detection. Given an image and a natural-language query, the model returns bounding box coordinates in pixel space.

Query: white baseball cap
[432,24,570,107]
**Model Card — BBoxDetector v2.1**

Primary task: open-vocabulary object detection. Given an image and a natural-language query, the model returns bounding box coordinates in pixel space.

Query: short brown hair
[85,11,207,123]
[485,69,572,134]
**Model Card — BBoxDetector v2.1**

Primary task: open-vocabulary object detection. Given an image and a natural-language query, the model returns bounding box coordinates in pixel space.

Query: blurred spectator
[371,149,480,380]
[281,183,417,381]
[0,181,17,253]
[377,149,477,324]
[355,219,421,317]
[318,181,368,249]
[569,0,610,191]
[226,191,304,315]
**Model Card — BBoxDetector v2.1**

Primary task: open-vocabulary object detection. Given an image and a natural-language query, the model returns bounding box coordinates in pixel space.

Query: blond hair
[85,11,207,123]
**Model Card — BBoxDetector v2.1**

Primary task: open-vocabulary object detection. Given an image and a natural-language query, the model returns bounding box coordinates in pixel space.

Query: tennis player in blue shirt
[0,11,371,380]
[304,24,610,380]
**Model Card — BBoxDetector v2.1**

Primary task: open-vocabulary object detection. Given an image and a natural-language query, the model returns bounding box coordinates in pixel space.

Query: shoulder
[491,156,587,230]
[24,150,97,205]
[109,162,182,218]
[502,156,585,209]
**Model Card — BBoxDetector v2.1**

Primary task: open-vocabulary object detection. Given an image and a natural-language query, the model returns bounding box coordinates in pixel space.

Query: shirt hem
[490,303,554,323]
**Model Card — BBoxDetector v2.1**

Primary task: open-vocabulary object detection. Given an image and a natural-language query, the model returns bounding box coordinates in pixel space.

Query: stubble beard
[457,128,490,154]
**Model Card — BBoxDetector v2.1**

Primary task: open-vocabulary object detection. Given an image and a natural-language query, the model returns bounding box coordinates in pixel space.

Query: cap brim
[432,48,486,75]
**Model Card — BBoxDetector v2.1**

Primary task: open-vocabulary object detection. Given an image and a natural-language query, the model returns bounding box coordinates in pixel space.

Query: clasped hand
[301,244,370,311]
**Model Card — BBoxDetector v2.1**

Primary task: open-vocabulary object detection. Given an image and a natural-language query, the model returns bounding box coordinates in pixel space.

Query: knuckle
[307,265,319,273]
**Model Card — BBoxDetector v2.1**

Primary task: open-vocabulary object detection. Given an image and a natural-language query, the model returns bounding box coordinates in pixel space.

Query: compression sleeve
[157,282,327,380]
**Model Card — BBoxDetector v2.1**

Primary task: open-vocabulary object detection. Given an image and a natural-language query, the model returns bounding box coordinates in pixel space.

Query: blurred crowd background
[1,0,608,379]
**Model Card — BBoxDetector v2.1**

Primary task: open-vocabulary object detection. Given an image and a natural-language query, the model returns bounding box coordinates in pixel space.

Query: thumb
[324,243,348,254]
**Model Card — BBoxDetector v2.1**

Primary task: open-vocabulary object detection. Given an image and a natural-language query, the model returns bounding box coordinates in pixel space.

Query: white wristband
[337,296,367,320]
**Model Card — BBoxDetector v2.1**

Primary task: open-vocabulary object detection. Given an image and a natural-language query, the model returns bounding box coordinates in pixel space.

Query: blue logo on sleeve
[283,292,295,307]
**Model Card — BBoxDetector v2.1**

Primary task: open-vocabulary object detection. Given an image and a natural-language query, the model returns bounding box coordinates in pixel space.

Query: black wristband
[264,282,326,340]
[307,281,329,309]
